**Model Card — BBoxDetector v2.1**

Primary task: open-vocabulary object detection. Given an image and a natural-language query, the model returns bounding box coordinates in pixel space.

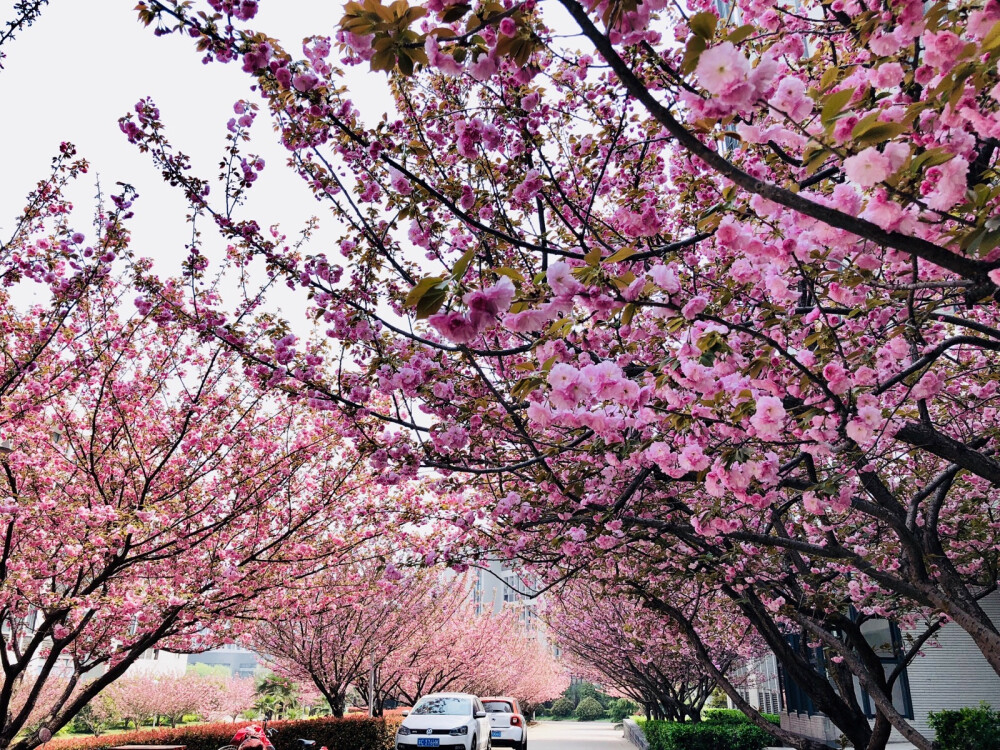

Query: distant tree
[204,677,257,723]
[551,698,574,718]
[104,677,160,730]
[708,689,729,710]
[187,664,232,679]
[253,674,300,720]
[575,697,606,722]
[609,699,638,723]
[70,696,119,737]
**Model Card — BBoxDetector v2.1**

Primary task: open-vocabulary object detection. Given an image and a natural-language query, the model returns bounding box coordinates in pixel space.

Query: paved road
[527,721,631,749]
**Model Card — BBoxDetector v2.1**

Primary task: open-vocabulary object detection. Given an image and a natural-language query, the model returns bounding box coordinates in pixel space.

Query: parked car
[396,693,491,750]
[482,697,527,750]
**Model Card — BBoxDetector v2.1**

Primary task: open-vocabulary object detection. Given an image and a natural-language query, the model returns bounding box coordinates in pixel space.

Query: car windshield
[484,701,513,713]
[411,697,472,716]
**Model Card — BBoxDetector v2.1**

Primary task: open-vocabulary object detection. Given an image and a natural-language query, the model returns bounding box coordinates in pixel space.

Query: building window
[854,619,914,720]
[780,620,913,720]
[778,634,825,716]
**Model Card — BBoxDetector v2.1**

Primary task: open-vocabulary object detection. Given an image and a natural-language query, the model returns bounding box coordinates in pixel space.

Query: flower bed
[47,715,402,750]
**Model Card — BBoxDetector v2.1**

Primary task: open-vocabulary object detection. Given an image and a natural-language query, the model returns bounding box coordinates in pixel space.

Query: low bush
[609,698,638,723]
[550,698,575,718]
[46,714,401,750]
[702,709,780,726]
[575,697,605,721]
[929,704,1000,750]
[641,720,773,750]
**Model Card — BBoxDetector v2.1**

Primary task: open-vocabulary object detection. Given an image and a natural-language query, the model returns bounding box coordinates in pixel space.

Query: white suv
[396,693,491,750]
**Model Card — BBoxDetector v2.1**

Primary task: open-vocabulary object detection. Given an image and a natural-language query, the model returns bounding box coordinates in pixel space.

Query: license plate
[491,731,502,738]
[417,740,440,748]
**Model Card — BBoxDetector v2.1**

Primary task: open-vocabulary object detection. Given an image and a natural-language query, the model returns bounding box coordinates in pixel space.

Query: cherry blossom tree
[103,676,162,730]
[253,566,446,718]
[384,594,565,708]
[205,676,258,722]
[30,0,1000,747]
[0,263,382,749]
[546,581,740,723]
[256,564,565,716]
[149,675,220,728]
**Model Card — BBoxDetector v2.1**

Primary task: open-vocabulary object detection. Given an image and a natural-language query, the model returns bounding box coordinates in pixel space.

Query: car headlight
[448,726,469,736]
[397,727,412,736]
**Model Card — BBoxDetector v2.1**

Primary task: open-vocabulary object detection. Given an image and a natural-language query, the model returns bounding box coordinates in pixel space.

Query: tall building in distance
[473,560,560,658]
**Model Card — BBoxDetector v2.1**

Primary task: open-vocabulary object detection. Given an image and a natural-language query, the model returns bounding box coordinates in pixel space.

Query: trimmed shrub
[609,698,638,723]
[702,709,780,726]
[551,698,575,718]
[47,714,401,750]
[575,697,605,721]
[929,704,1000,750]
[641,720,773,750]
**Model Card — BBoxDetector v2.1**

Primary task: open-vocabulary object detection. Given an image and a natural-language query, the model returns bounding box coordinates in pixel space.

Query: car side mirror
[475,711,487,719]
[402,712,409,717]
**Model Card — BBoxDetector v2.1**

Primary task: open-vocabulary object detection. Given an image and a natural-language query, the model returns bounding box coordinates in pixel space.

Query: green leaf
[982,19,1000,53]
[511,376,544,401]
[961,226,1000,257]
[415,284,448,319]
[821,88,854,127]
[450,246,476,281]
[405,275,445,310]
[397,51,414,76]
[911,148,955,173]
[725,24,754,45]
[689,11,718,39]
[802,144,830,175]
[494,266,526,284]
[371,47,397,72]
[621,303,636,326]
[584,245,603,267]
[681,35,707,75]
[852,120,907,145]
[818,67,840,93]
[604,246,637,264]
[440,3,470,22]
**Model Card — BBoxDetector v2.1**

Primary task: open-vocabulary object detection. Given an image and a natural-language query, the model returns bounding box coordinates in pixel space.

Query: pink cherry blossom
[922,156,969,211]
[843,147,892,188]
[428,311,478,343]
[694,42,751,98]
[749,396,786,440]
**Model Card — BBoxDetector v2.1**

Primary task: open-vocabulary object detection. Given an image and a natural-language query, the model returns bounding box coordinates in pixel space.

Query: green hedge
[702,709,780,726]
[47,715,401,750]
[641,720,773,750]
[929,704,1000,750]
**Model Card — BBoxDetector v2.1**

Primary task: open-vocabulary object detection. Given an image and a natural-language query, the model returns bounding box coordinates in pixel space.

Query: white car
[482,697,527,749]
[396,693,492,750]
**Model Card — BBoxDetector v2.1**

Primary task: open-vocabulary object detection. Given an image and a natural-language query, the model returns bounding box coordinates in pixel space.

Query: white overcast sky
[0,2,393,317]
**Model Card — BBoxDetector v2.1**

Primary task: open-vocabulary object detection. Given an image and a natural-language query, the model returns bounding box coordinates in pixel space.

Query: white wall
[903,591,1000,738]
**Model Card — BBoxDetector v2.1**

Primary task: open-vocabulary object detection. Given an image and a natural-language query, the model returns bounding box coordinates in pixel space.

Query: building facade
[777,591,1000,745]
[187,643,260,678]
[472,560,560,656]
